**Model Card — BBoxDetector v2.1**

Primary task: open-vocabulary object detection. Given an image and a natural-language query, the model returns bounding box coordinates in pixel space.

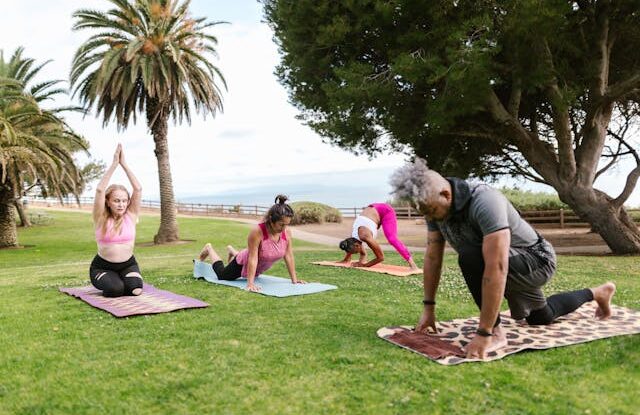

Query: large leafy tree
[71,0,226,244]
[0,49,87,247]
[264,0,640,254]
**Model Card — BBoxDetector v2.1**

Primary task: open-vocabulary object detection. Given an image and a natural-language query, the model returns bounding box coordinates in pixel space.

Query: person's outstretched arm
[119,147,142,217]
[244,227,262,292]
[415,230,445,334]
[283,229,305,284]
[353,235,383,267]
[338,252,352,263]
[464,229,509,358]
[93,145,121,223]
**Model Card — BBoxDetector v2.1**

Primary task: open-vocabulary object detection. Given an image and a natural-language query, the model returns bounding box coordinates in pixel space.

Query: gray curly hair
[389,159,448,208]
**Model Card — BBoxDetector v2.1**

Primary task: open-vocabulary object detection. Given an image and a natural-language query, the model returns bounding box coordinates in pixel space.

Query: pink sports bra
[235,222,288,277]
[95,213,136,244]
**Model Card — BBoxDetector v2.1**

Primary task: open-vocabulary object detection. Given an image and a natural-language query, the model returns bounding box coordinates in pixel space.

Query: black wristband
[476,328,493,337]
[422,299,436,305]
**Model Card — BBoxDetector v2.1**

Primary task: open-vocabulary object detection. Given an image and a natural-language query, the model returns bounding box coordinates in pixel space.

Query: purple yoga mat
[59,283,208,317]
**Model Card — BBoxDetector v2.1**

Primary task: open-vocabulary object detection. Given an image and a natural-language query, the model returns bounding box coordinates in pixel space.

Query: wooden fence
[26,196,640,228]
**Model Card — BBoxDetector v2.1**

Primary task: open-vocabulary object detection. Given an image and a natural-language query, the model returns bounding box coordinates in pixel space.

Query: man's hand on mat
[292,279,307,284]
[352,261,368,267]
[464,335,492,359]
[415,309,439,335]
[246,283,261,292]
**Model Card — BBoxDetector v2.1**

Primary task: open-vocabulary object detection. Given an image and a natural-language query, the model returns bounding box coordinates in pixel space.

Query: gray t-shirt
[427,178,539,255]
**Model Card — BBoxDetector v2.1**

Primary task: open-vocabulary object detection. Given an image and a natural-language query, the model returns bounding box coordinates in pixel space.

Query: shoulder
[469,185,508,212]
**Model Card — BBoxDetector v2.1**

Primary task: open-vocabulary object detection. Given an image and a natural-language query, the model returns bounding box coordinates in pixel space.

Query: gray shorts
[505,239,557,320]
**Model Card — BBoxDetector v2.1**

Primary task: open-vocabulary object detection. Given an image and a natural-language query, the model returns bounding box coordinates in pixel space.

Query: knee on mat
[526,305,555,325]
[102,280,125,297]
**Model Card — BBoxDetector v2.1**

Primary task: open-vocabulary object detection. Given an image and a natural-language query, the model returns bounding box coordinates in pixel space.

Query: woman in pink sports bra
[90,144,143,297]
[339,203,419,270]
[197,195,305,292]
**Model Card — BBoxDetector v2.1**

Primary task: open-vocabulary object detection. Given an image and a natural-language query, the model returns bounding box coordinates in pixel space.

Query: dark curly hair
[339,237,361,253]
[265,194,295,224]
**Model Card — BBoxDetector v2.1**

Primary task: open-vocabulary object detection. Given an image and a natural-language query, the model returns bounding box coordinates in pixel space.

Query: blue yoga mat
[193,260,337,297]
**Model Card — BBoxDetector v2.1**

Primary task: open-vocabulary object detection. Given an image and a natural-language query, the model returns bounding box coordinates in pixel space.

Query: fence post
[560,208,564,229]
[353,207,357,217]
[255,205,258,216]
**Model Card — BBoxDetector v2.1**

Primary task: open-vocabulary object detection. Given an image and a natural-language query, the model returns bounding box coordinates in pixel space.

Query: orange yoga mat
[312,261,422,277]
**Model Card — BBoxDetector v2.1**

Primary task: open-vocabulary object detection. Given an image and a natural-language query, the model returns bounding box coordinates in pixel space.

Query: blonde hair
[97,184,130,237]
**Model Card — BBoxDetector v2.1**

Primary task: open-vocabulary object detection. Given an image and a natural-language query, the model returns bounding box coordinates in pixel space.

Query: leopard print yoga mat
[377,302,640,365]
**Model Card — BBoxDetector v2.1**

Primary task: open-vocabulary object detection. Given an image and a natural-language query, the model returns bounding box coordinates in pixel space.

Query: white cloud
[1,1,637,207]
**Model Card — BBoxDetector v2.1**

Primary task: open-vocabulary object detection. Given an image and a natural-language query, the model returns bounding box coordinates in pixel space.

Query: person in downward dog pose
[338,203,419,270]
[90,144,144,297]
[198,195,305,292]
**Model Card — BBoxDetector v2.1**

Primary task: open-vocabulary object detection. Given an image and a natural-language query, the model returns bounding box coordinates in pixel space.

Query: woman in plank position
[339,203,419,270]
[90,144,143,297]
[198,195,305,292]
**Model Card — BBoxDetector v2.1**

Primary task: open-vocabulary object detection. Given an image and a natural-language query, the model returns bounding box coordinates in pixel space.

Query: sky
[1,1,638,207]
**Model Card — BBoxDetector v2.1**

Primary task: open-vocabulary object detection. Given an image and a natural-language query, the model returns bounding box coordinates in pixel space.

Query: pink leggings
[369,203,412,261]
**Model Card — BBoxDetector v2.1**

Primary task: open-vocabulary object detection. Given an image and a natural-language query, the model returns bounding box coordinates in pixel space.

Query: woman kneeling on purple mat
[90,144,143,297]
[197,195,305,292]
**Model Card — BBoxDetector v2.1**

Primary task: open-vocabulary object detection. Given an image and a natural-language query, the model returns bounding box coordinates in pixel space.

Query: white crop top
[352,215,378,240]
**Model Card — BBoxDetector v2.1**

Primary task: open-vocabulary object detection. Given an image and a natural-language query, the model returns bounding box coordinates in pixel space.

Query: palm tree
[0,51,88,247]
[70,0,226,243]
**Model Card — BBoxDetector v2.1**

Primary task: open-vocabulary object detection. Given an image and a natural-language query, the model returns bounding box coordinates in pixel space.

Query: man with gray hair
[391,159,616,359]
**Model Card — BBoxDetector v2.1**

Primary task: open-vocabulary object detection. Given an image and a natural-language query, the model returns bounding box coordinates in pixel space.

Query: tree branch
[604,73,640,103]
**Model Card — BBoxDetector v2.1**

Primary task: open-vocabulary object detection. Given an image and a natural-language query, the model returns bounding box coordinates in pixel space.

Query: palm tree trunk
[0,188,19,248]
[14,197,31,227]
[147,98,179,244]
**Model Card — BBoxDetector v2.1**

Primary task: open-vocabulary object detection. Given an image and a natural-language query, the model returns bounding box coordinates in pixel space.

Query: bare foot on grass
[592,282,616,320]
[199,243,211,262]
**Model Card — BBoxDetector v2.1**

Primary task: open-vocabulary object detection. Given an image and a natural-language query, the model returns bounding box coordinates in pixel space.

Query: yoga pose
[393,160,616,359]
[198,195,305,292]
[339,203,419,269]
[90,144,143,297]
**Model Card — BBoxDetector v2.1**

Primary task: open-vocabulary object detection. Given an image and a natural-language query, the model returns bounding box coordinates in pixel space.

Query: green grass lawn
[0,210,638,414]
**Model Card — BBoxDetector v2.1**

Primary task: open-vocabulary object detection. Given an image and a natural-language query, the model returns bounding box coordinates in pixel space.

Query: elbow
[377,253,385,262]
[133,185,142,192]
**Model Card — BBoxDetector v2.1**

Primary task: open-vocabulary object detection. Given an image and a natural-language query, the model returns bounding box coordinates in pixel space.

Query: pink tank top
[235,223,288,277]
[95,213,136,244]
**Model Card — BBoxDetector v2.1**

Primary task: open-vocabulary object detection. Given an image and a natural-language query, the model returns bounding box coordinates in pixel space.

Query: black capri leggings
[90,255,143,297]
[212,257,243,281]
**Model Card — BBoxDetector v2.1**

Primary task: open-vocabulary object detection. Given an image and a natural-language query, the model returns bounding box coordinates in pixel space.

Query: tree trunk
[558,186,640,254]
[0,188,19,248]
[147,99,179,244]
[14,198,31,227]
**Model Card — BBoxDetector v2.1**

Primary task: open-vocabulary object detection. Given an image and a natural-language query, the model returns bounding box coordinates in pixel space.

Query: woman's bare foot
[226,245,238,262]
[486,325,508,353]
[591,282,616,320]
[131,288,142,296]
[199,243,212,261]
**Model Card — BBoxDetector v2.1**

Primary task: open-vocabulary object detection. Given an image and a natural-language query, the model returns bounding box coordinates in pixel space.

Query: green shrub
[499,187,569,211]
[290,201,342,225]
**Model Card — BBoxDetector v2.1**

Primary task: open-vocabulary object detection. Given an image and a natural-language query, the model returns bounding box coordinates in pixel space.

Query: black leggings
[212,257,243,280]
[90,255,143,297]
[526,289,594,325]
[458,246,594,325]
